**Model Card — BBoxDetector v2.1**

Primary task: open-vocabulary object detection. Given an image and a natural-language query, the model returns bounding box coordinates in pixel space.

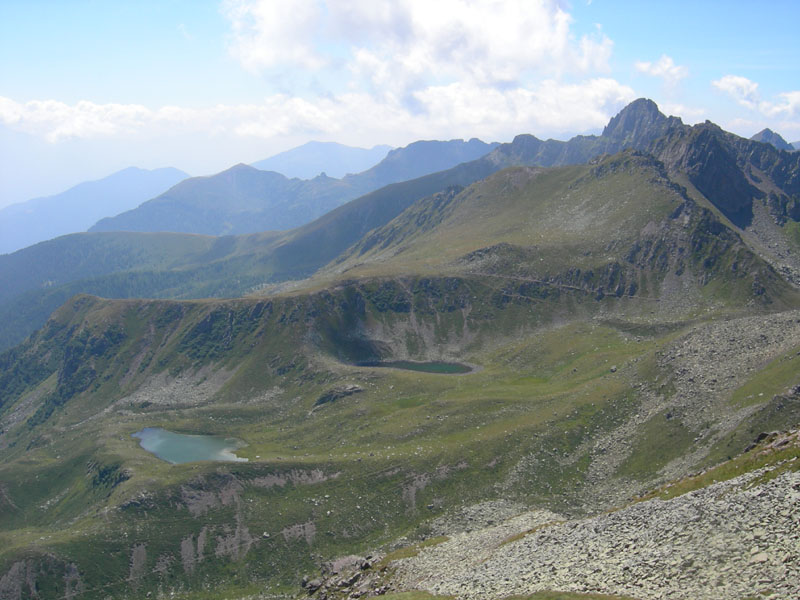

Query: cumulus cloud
[222,0,613,97]
[712,75,761,110]
[766,91,800,118]
[222,0,325,71]
[713,75,800,119]
[634,55,688,87]
[0,1,633,151]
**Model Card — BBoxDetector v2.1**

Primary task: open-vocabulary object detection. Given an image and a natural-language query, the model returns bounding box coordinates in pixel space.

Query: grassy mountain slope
[325,151,795,316]
[0,99,696,351]
[263,156,503,281]
[0,230,300,351]
[2,101,800,598]
[352,138,499,188]
[0,232,220,306]
[91,164,354,235]
[2,134,800,598]
[1,279,798,598]
[1,127,566,351]
[277,98,693,283]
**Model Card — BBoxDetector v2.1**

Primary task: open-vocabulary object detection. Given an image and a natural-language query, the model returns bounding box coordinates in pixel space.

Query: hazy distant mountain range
[251,140,392,179]
[0,167,188,255]
[90,138,499,236]
[7,97,798,352]
[10,126,794,262]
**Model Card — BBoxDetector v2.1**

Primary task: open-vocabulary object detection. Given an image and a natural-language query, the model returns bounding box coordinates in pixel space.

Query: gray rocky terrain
[391,437,800,599]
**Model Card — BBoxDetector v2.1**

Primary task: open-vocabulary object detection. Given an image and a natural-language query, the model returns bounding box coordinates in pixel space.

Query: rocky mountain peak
[601,98,681,147]
[750,128,795,151]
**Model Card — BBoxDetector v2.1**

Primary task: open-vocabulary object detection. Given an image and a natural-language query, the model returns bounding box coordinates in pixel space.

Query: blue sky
[1,0,798,207]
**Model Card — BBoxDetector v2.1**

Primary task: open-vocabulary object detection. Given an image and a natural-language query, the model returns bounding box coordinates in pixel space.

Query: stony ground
[391,452,800,600]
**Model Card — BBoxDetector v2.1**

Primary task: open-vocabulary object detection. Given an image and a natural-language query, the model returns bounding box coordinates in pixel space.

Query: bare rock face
[251,468,340,489]
[651,118,800,233]
[0,557,85,600]
[180,535,197,574]
[180,473,243,517]
[601,98,682,149]
[654,123,759,228]
[0,560,37,600]
[214,519,253,560]
[282,521,317,545]
[314,384,363,408]
[127,544,147,586]
[750,128,795,152]
[301,553,384,600]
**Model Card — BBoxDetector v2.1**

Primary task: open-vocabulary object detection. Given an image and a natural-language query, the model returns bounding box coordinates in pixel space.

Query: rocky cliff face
[653,123,761,227]
[653,121,800,219]
[750,128,796,152]
[601,97,683,150]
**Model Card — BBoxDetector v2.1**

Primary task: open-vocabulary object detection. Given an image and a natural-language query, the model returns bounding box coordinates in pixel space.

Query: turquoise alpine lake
[356,360,472,374]
[132,427,247,464]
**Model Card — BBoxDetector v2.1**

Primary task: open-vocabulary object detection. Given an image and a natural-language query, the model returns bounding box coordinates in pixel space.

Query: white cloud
[222,0,613,97]
[221,0,325,71]
[0,98,152,142]
[764,91,800,119]
[658,102,706,124]
[712,75,760,110]
[634,55,688,87]
[713,75,800,120]
[0,0,634,166]
[411,78,635,139]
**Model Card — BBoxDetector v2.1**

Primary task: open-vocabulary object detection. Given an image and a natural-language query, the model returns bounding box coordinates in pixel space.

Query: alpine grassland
[2,101,800,598]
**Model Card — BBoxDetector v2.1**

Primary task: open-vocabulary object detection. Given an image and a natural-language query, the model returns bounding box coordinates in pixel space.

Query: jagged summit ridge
[750,128,795,151]
[487,98,685,170]
[601,97,683,147]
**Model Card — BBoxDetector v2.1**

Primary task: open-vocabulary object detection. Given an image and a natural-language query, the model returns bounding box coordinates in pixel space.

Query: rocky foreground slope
[295,432,800,600]
[393,464,799,600]
[329,430,791,600]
